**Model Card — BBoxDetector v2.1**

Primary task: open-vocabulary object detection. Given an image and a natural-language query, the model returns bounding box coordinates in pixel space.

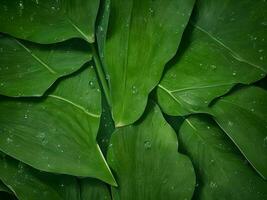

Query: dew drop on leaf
[144,140,151,150]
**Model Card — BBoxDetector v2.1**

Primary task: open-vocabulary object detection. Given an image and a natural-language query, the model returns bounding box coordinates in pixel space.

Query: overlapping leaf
[102,0,196,126]
[210,86,267,179]
[0,35,91,97]
[157,0,267,116]
[0,0,99,43]
[179,116,267,199]
[0,66,116,185]
[107,103,195,200]
[0,153,80,200]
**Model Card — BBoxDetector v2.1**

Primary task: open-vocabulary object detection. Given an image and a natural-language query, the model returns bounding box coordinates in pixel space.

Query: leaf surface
[103,0,195,126]
[211,86,267,179]
[0,153,80,200]
[0,35,91,97]
[157,0,267,116]
[179,116,267,199]
[80,178,111,200]
[0,0,99,43]
[0,66,116,185]
[107,103,195,200]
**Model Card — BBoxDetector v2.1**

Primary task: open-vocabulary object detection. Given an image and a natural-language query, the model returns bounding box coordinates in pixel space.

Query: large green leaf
[157,0,267,116]
[179,116,267,199]
[103,0,196,126]
[80,178,111,200]
[0,0,99,43]
[0,153,80,200]
[107,103,195,200]
[210,86,267,179]
[0,66,116,185]
[0,35,91,97]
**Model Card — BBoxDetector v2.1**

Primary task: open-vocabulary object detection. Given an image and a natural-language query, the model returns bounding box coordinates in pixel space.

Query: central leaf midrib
[14,39,57,75]
[48,94,100,118]
[192,23,266,73]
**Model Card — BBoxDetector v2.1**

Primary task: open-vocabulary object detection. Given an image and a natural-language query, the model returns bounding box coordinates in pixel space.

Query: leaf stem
[92,44,111,107]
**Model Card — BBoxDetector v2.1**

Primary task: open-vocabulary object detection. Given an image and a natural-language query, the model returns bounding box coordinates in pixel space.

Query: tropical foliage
[0,0,266,199]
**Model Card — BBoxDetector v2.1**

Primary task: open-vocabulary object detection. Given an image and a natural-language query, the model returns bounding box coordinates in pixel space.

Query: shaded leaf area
[179,116,267,200]
[0,153,80,200]
[210,86,267,179]
[80,178,111,200]
[107,103,195,200]
[97,94,115,155]
[0,180,11,193]
[0,35,91,97]
[0,0,100,43]
[0,192,17,200]
[103,0,195,126]
[157,0,267,116]
[0,66,116,185]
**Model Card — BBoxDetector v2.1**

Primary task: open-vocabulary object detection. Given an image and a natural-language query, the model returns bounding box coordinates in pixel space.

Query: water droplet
[60,183,64,187]
[260,56,264,61]
[18,1,24,9]
[0,82,4,87]
[171,186,175,190]
[228,121,233,126]
[24,114,28,119]
[250,108,255,112]
[89,81,95,89]
[132,85,138,94]
[207,126,210,129]
[209,181,217,188]
[99,26,103,32]
[144,140,151,150]
[211,65,217,70]
[258,49,264,53]
[35,0,39,4]
[232,72,237,76]
[6,137,13,143]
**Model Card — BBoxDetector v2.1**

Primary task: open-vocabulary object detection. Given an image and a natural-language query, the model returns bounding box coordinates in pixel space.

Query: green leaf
[210,86,267,179]
[0,180,11,194]
[80,178,111,200]
[102,0,196,126]
[0,153,80,200]
[0,0,100,43]
[179,116,267,199]
[157,0,267,116]
[0,66,116,185]
[0,35,91,97]
[107,103,195,200]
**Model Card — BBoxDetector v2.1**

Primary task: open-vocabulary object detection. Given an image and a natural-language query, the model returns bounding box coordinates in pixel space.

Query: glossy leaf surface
[0,153,80,200]
[0,35,91,97]
[0,0,99,43]
[179,116,267,199]
[157,0,267,116]
[107,103,195,200]
[211,86,267,179]
[0,66,116,185]
[103,0,195,126]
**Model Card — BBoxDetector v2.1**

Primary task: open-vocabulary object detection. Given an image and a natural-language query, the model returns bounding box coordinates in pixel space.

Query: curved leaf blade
[211,86,267,179]
[107,103,195,200]
[157,0,267,116]
[179,116,267,199]
[0,0,99,43]
[103,0,195,126]
[0,153,80,200]
[0,66,116,185]
[0,35,91,97]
